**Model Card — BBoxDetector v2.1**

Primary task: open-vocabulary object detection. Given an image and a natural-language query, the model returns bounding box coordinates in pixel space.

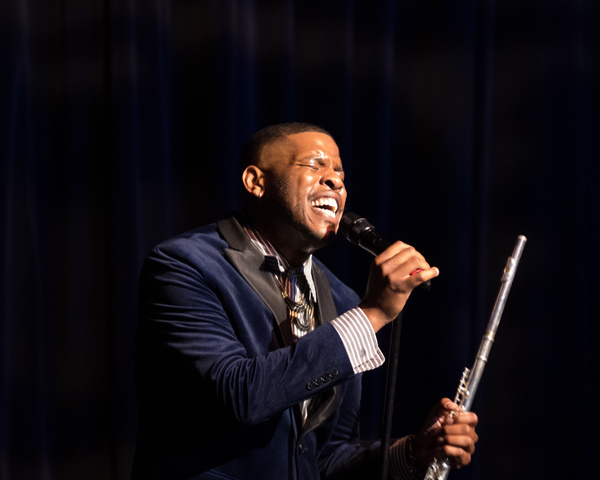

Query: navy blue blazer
[132,215,384,479]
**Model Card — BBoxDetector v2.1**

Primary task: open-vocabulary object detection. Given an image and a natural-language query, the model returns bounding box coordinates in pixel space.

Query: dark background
[2,1,598,479]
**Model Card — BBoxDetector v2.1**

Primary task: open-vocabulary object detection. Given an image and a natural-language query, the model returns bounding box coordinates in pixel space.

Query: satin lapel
[312,262,338,325]
[219,217,342,435]
[300,261,342,436]
[217,217,288,341]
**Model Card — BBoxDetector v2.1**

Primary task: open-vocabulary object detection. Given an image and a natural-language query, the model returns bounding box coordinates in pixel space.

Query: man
[132,123,478,479]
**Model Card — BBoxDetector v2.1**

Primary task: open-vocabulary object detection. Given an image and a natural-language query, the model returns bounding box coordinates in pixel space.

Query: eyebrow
[299,153,327,161]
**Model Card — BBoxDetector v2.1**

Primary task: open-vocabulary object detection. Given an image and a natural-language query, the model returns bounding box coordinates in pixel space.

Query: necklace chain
[280,289,313,332]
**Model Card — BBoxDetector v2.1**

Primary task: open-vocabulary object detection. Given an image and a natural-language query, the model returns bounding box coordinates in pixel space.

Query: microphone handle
[357,231,430,290]
[340,213,430,289]
[354,228,392,256]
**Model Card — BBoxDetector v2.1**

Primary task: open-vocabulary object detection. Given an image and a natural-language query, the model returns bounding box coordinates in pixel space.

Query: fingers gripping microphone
[339,212,431,290]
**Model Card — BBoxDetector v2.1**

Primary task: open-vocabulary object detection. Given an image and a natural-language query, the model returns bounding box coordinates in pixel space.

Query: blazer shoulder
[142,222,229,273]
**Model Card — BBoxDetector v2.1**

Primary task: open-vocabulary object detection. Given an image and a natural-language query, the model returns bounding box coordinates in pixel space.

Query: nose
[321,167,345,191]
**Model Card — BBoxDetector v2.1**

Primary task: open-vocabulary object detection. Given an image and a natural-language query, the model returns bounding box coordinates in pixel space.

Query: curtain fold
[2,1,598,478]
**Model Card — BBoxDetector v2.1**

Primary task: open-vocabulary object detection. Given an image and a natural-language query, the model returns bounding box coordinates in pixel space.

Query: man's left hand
[412,398,479,471]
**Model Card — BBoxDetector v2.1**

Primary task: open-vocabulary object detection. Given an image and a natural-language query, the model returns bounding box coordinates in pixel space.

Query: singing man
[132,122,478,480]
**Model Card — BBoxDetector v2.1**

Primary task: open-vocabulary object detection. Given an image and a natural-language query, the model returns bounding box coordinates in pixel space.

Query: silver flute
[424,235,527,480]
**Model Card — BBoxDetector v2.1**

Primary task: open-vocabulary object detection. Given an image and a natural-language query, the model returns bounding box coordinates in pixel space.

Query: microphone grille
[339,212,372,244]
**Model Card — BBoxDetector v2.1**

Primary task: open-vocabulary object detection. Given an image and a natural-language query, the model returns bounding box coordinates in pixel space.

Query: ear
[242,165,266,198]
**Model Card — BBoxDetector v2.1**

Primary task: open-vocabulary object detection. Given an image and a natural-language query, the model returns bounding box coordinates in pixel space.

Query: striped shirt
[243,224,384,374]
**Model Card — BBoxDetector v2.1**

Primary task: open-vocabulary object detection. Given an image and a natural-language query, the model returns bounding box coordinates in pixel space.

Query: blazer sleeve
[136,237,357,426]
[314,366,385,479]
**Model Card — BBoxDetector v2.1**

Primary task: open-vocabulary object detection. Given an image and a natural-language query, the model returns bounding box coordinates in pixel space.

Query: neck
[244,211,313,268]
[257,225,312,268]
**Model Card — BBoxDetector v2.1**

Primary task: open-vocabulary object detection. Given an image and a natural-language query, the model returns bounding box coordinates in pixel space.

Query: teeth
[311,198,338,218]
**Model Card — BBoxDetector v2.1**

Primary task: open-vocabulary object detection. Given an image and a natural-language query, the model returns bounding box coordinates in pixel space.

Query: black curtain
[2,1,598,479]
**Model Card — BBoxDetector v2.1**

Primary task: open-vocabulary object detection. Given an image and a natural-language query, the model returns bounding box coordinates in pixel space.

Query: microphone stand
[379,311,403,480]
[337,212,429,479]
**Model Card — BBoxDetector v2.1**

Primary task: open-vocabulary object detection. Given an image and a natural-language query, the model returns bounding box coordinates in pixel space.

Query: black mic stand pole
[379,311,403,480]
[337,212,428,479]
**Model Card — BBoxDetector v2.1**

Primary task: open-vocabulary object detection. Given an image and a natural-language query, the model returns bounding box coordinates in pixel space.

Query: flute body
[424,235,527,480]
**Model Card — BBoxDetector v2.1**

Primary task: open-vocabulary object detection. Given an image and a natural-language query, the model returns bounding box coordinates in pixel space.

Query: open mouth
[311,197,339,219]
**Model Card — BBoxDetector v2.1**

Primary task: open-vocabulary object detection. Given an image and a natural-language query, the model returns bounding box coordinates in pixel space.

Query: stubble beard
[270,180,335,254]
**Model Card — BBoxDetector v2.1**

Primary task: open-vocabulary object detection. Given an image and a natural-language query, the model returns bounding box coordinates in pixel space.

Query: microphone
[339,212,431,290]
[339,212,391,256]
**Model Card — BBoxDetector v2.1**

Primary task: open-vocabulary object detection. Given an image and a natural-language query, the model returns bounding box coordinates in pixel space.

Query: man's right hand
[358,241,439,333]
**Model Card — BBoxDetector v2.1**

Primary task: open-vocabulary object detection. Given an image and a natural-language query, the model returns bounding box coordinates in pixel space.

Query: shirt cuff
[389,436,423,480]
[330,307,385,374]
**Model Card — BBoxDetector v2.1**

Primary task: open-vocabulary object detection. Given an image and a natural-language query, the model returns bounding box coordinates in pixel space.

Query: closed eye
[301,163,320,170]
[296,157,344,179]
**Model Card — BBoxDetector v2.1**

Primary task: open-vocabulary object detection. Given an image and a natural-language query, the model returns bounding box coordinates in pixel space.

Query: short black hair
[239,122,332,172]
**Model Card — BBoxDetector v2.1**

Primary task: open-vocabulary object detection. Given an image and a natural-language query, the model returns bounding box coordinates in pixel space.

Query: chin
[291,214,338,251]
[311,227,337,249]
[323,226,337,243]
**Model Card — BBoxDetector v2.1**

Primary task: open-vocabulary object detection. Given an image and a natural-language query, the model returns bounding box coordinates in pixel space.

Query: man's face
[258,131,347,252]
